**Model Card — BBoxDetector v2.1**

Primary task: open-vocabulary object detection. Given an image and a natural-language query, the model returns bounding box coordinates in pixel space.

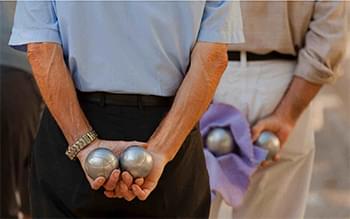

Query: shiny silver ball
[84,148,119,180]
[119,146,153,178]
[256,131,280,160]
[206,128,234,156]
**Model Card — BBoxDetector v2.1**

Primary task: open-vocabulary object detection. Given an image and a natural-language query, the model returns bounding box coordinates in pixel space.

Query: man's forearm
[27,43,91,145]
[275,76,322,125]
[148,42,228,161]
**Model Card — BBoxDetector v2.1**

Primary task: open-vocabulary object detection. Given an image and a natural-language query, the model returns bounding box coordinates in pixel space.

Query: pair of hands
[76,110,297,197]
[251,110,296,168]
[76,139,169,201]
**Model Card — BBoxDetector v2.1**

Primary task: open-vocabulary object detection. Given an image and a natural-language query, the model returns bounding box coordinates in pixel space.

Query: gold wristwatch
[65,130,98,160]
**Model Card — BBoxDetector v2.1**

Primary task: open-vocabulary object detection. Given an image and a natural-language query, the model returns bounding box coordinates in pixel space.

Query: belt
[228,51,297,61]
[77,91,174,107]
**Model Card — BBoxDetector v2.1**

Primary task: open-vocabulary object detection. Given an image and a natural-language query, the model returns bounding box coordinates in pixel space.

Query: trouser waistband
[77,91,174,107]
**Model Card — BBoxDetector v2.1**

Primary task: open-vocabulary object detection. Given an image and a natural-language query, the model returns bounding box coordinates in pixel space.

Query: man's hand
[103,149,169,202]
[27,40,228,201]
[104,42,228,201]
[130,151,168,201]
[251,76,321,168]
[76,139,146,192]
[251,111,295,167]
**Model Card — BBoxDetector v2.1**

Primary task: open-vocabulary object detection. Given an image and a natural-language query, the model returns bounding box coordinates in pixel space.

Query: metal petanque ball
[206,127,234,156]
[84,148,119,180]
[256,131,280,160]
[119,145,153,178]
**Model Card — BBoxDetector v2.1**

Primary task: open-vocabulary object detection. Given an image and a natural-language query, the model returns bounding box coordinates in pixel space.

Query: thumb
[251,120,265,142]
[251,117,279,142]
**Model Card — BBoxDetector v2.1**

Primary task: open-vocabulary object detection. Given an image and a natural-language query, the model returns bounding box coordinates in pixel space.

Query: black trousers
[31,97,210,218]
[0,65,43,218]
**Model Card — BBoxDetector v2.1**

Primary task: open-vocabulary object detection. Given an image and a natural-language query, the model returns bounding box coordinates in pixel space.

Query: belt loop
[99,93,105,107]
[240,51,247,68]
[137,95,144,110]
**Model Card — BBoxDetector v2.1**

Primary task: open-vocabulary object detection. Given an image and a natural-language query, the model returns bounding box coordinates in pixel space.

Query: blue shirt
[9,1,244,96]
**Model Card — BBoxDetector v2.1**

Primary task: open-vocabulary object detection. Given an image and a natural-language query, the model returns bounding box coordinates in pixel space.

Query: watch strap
[65,130,98,160]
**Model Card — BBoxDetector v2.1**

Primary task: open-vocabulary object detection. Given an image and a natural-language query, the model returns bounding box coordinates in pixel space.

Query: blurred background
[304,4,350,218]
[1,1,350,219]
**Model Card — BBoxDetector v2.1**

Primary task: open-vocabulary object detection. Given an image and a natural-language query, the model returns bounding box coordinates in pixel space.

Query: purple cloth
[200,103,267,207]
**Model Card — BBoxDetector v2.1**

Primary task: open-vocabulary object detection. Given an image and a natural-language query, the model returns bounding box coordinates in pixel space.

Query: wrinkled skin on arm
[123,42,229,200]
[28,42,228,201]
[27,43,91,145]
[27,43,144,194]
[148,42,228,160]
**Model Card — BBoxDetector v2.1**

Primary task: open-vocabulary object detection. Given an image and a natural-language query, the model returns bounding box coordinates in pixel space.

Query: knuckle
[114,191,122,198]
[120,190,126,196]
[120,186,127,193]
[121,189,130,196]
[252,125,261,134]
[105,184,114,191]
[284,125,293,134]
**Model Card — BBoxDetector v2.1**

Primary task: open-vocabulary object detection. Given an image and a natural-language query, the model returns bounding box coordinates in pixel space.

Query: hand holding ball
[84,145,153,180]
[84,148,119,179]
[119,146,153,178]
[256,131,280,160]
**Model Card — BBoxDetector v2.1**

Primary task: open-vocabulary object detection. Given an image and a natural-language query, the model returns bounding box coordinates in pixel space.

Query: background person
[209,1,347,219]
[0,2,43,219]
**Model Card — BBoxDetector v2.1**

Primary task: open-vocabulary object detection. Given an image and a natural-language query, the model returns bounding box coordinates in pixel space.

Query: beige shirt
[230,1,347,84]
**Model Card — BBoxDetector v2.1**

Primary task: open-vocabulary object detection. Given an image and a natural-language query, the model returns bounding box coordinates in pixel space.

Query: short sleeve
[198,0,245,44]
[8,0,61,52]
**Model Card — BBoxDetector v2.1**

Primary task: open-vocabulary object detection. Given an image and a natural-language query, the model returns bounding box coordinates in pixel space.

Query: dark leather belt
[77,91,174,106]
[228,51,297,61]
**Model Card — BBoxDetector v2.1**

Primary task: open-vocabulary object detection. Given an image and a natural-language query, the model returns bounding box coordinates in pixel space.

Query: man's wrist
[65,129,98,160]
[76,139,99,161]
[274,76,322,125]
[273,101,298,127]
[147,140,173,163]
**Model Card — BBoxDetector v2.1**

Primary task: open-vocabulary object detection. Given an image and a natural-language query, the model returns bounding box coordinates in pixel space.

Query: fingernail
[99,179,104,183]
